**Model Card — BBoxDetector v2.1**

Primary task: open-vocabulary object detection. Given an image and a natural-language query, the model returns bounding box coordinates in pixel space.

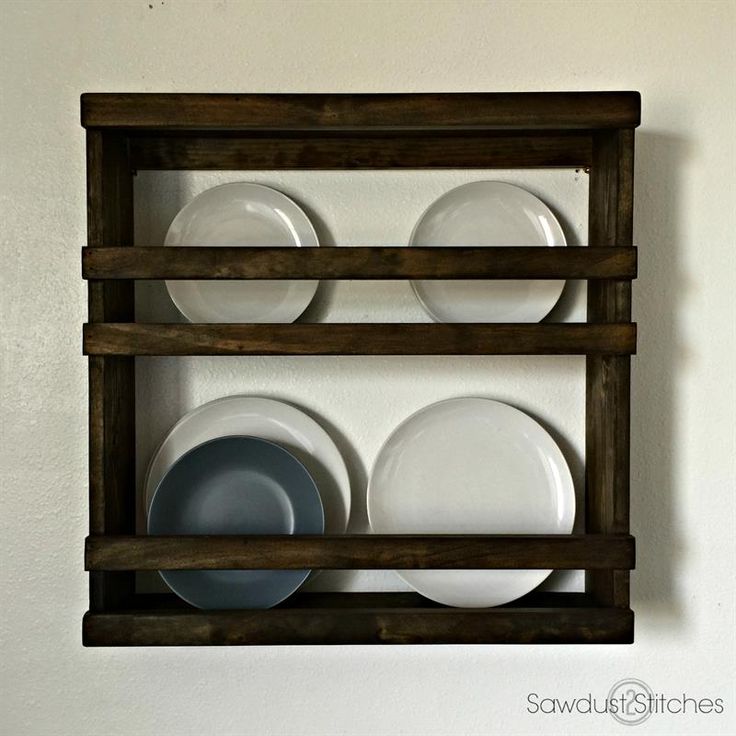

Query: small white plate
[144,396,351,534]
[367,398,575,607]
[164,183,319,323]
[410,181,567,323]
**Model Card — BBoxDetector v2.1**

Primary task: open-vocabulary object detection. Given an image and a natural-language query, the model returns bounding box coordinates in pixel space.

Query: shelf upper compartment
[81,92,641,131]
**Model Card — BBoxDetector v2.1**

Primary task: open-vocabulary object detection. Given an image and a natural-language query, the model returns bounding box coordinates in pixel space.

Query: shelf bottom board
[83,607,633,646]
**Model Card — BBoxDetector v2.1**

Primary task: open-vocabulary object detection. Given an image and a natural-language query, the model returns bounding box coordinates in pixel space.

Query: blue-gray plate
[148,435,324,609]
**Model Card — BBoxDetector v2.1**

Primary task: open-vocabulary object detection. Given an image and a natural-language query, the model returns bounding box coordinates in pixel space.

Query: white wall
[1,1,734,735]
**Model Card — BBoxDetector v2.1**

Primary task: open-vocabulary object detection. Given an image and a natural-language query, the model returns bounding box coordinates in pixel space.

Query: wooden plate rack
[81,92,639,645]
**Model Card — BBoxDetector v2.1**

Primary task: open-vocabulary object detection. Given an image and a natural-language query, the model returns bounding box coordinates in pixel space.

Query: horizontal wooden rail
[83,607,634,645]
[82,246,637,280]
[83,323,636,356]
[85,534,635,571]
[81,92,641,130]
[128,132,593,170]
[126,590,592,611]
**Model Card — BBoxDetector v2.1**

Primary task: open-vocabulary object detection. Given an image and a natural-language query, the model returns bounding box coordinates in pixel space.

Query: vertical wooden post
[586,129,634,608]
[87,130,136,610]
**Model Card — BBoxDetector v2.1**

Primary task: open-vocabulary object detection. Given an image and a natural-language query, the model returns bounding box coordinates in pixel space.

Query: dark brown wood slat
[283,591,595,610]
[103,590,595,611]
[86,130,136,611]
[586,129,635,609]
[85,534,635,571]
[83,607,634,646]
[129,132,592,169]
[82,246,637,280]
[81,92,641,130]
[82,323,636,356]
[126,591,438,610]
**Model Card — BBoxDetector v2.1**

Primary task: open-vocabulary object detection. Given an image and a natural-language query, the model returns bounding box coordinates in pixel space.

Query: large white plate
[164,182,319,323]
[410,181,567,323]
[144,396,351,534]
[367,398,575,607]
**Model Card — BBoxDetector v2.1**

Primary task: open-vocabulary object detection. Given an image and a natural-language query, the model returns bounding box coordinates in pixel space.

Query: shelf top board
[81,92,641,131]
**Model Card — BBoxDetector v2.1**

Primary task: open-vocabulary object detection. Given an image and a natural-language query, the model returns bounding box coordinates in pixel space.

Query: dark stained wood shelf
[127,131,594,170]
[82,91,639,646]
[83,322,636,357]
[83,606,634,646]
[119,590,597,611]
[81,92,641,131]
[85,534,635,571]
[83,246,637,280]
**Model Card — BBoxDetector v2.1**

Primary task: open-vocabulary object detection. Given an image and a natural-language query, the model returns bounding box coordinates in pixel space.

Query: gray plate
[148,435,324,609]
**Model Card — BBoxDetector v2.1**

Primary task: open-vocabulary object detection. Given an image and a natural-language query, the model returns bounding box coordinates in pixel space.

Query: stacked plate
[146,397,351,609]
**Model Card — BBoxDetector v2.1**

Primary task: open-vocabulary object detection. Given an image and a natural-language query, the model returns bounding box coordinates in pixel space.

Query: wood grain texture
[82,246,637,280]
[86,131,136,610]
[586,129,635,608]
[83,607,634,646]
[83,323,637,356]
[129,132,592,169]
[118,590,594,611]
[81,92,640,645]
[81,92,641,130]
[85,534,635,571]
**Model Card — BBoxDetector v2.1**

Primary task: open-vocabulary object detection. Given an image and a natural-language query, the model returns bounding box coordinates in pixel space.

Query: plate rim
[143,394,351,534]
[148,434,325,610]
[409,180,567,324]
[163,181,320,323]
[366,396,576,607]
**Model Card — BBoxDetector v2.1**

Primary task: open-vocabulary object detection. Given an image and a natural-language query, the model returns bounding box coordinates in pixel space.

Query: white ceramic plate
[410,181,567,323]
[144,396,351,534]
[367,398,575,607]
[164,182,319,323]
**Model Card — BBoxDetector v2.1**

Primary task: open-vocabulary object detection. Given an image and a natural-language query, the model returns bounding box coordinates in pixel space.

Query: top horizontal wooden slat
[81,92,641,131]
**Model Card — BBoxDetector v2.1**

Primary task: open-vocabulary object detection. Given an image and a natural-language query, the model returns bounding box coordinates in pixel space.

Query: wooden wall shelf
[82,91,639,646]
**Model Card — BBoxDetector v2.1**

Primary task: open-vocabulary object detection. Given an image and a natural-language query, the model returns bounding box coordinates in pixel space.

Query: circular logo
[608,678,654,726]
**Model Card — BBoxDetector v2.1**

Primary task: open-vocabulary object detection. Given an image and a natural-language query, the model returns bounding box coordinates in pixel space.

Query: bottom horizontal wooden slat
[83,607,633,646]
[123,590,593,611]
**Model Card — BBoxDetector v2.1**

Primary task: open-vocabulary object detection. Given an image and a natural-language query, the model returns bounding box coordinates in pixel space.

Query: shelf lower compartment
[83,603,634,646]
[84,538,635,645]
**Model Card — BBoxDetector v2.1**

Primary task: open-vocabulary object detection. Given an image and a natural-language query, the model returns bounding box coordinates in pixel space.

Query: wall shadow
[510,401,586,593]
[133,172,188,592]
[278,188,337,324]
[630,130,689,627]
[296,401,369,591]
[544,195,587,324]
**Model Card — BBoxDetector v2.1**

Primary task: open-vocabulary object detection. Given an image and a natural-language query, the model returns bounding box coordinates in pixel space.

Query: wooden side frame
[86,130,136,610]
[586,130,635,608]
